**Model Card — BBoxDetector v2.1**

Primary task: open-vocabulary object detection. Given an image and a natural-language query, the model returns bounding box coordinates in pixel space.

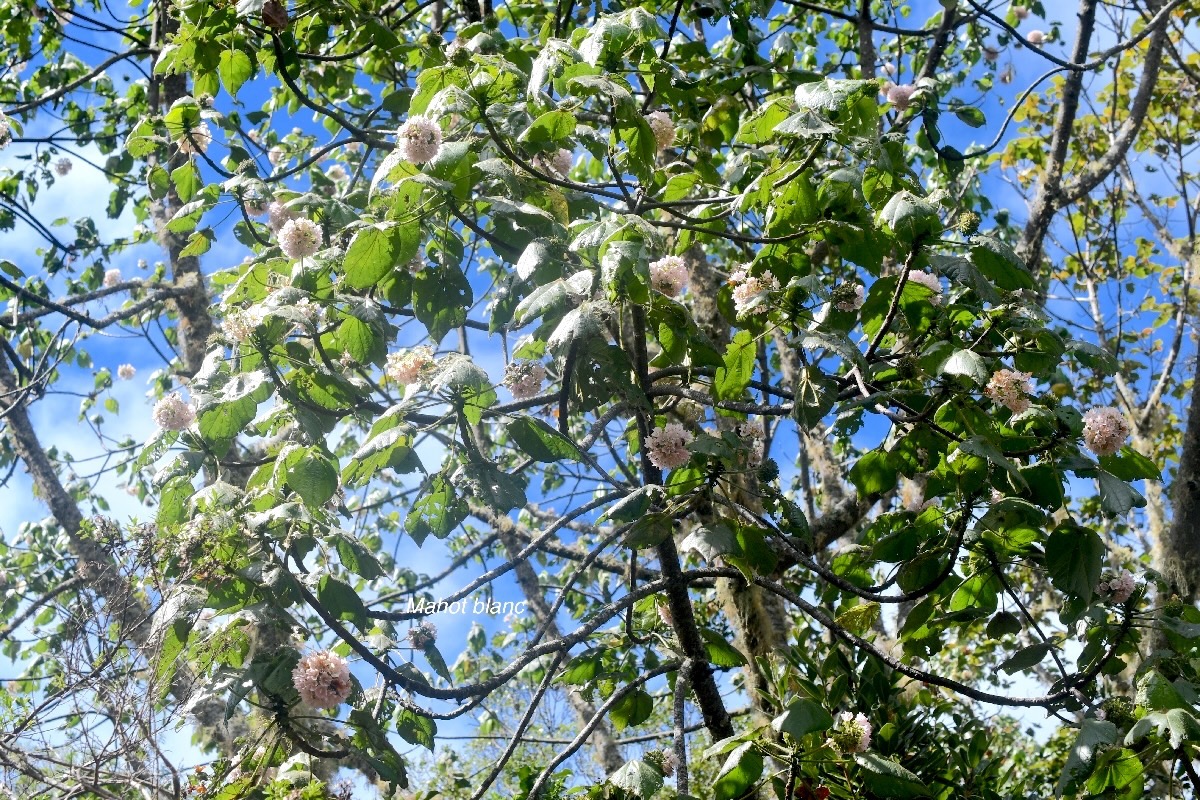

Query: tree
[1,0,1199,798]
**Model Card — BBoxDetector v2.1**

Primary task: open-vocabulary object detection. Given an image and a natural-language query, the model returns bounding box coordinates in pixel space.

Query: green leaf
[699,627,747,667]
[771,698,834,740]
[849,449,898,496]
[1057,719,1116,795]
[792,365,836,429]
[624,513,674,549]
[793,78,874,114]
[342,425,417,487]
[715,330,756,402]
[405,477,468,545]
[343,223,420,290]
[171,161,201,202]
[422,643,452,682]
[413,267,472,344]
[283,448,339,508]
[607,760,664,799]
[1045,524,1103,602]
[334,533,385,581]
[985,611,1022,639]
[940,349,987,384]
[713,741,763,800]
[853,754,929,798]
[997,641,1054,674]
[218,49,253,97]
[610,689,654,730]
[519,110,576,144]
[970,233,1035,290]
[1084,748,1143,799]
[1097,470,1146,516]
[1099,448,1161,481]
[876,191,942,243]
[835,602,881,636]
[317,575,369,632]
[953,106,986,128]
[337,315,384,365]
[395,707,437,751]
[506,417,583,462]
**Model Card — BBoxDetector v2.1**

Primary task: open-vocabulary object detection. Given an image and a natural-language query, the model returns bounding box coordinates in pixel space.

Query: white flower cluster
[407,621,437,649]
[278,218,323,260]
[117,363,136,380]
[646,422,694,470]
[828,712,872,754]
[397,116,443,164]
[102,268,122,288]
[1082,406,1129,457]
[386,346,434,385]
[1012,5,1030,20]
[267,201,297,232]
[0,111,11,150]
[739,418,765,466]
[222,308,261,343]
[885,83,916,112]
[985,368,1034,414]
[54,157,72,176]
[177,123,213,156]
[649,255,688,297]
[729,266,779,317]
[645,111,675,152]
[268,145,286,166]
[833,281,865,312]
[292,650,352,709]
[1099,569,1138,604]
[503,360,546,401]
[1026,30,1046,45]
[906,270,942,305]
[152,393,195,431]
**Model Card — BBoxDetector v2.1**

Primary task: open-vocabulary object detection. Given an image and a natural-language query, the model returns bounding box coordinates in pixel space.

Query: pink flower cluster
[645,111,675,152]
[407,621,437,649]
[267,201,296,232]
[397,116,442,164]
[222,308,260,343]
[54,157,72,176]
[985,369,1033,414]
[729,266,779,317]
[278,218,323,260]
[152,393,195,431]
[503,360,546,401]
[103,268,122,288]
[739,418,765,466]
[117,363,136,380]
[1099,569,1137,604]
[649,255,688,296]
[885,83,917,112]
[292,650,352,709]
[833,282,865,312]
[828,712,872,754]
[386,346,434,385]
[646,422,694,470]
[1082,406,1129,457]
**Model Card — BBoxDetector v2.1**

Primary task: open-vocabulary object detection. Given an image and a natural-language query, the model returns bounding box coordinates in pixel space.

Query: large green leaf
[344,223,420,290]
[1045,524,1103,603]
[771,698,834,740]
[506,417,583,462]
